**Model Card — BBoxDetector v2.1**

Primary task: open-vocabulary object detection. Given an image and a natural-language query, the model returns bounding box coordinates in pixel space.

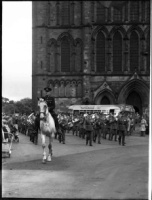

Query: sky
[2,1,32,101]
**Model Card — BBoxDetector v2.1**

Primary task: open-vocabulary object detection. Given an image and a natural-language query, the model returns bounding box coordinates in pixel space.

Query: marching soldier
[110,114,118,141]
[112,116,118,141]
[108,113,114,141]
[84,114,93,146]
[79,115,85,139]
[118,113,127,146]
[95,117,102,144]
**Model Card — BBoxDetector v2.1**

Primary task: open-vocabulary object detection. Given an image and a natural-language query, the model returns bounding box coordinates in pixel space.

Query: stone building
[32,1,150,114]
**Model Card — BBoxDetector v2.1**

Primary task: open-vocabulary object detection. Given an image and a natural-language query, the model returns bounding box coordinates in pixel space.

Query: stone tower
[32,1,150,114]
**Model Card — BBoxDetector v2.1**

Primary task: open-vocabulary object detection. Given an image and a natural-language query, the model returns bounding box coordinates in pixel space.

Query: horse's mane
[38,99,56,135]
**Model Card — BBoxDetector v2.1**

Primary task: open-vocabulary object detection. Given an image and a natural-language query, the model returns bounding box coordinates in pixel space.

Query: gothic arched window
[77,82,82,97]
[54,83,59,97]
[130,1,139,21]
[61,37,70,72]
[65,82,71,97]
[100,96,110,105]
[130,31,139,72]
[71,82,76,97]
[62,1,70,25]
[59,82,65,97]
[96,32,105,72]
[113,31,122,72]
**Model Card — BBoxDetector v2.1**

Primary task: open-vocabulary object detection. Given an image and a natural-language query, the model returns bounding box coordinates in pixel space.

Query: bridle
[39,102,48,120]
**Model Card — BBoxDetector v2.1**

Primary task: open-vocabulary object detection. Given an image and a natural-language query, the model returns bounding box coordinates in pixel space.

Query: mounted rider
[43,87,59,131]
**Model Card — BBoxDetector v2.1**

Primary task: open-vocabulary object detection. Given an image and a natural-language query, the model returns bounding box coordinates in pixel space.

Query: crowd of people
[2,110,149,147]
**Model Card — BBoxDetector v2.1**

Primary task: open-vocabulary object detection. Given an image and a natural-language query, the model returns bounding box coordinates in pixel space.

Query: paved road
[2,131,149,199]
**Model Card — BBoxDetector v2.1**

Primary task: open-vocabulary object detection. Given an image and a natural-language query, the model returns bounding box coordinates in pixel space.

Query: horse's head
[38,99,49,120]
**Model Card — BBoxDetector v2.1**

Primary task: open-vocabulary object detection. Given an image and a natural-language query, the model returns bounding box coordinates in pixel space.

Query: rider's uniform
[43,94,59,129]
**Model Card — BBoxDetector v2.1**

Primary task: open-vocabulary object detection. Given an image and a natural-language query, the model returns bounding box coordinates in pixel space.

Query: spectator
[140,116,147,137]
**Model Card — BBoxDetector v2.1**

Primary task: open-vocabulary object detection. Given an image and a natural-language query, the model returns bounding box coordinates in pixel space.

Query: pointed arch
[109,26,126,39]
[127,25,144,39]
[57,32,74,45]
[94,89,116,105]
[47,38,57,47]
[75,38,83,47]
[65,80,71,97]
[59,80,65,97]
[118,79,149,106]
[54,80,60,97]
[77,80,83,97]
[100,96,110,105]
[91,26,109,41]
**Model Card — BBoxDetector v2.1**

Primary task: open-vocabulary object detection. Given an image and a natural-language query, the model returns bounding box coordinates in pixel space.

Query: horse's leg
[47,136,53,161]
[41,133,47,163]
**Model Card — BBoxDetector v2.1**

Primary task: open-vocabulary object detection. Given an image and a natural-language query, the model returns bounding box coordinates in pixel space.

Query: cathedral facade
[32,1,150,114]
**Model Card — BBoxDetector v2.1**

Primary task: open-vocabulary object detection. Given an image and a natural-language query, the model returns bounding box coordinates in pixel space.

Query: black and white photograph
[2,1,151,199]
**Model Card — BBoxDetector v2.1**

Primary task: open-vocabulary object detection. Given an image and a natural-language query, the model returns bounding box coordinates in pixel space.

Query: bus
[68,104,135,116]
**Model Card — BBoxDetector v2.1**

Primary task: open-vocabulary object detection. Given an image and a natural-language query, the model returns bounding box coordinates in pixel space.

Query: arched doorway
[100,96,110,105]
[94,90,116,105]
[126,91,142,114]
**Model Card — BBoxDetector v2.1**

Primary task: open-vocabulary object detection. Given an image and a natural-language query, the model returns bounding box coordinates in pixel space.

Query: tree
[2,97,32,115]
[2,97,9,104]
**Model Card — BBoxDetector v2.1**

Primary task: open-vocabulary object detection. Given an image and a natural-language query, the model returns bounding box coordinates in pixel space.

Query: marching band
[2,108,147,147]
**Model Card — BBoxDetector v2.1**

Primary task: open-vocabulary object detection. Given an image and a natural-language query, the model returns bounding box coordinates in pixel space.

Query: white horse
[38,98,56,163]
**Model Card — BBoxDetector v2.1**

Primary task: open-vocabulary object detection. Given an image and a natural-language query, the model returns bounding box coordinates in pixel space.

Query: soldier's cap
[44,87,52,92]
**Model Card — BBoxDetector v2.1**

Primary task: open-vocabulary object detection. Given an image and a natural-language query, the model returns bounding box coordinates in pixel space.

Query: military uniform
[118,115,127,146]
[43,87,59,129]
[84,116,93,146]
[94,118,101,144]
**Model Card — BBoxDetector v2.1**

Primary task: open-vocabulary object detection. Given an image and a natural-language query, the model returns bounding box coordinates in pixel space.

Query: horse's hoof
[47,156,52,162]
[42,159,47,164]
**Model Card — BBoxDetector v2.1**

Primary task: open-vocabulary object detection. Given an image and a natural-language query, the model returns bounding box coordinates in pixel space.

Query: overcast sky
[2,1,32,101]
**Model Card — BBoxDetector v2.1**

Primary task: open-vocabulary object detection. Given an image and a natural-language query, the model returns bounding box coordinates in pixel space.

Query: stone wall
[32,1,150,112]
